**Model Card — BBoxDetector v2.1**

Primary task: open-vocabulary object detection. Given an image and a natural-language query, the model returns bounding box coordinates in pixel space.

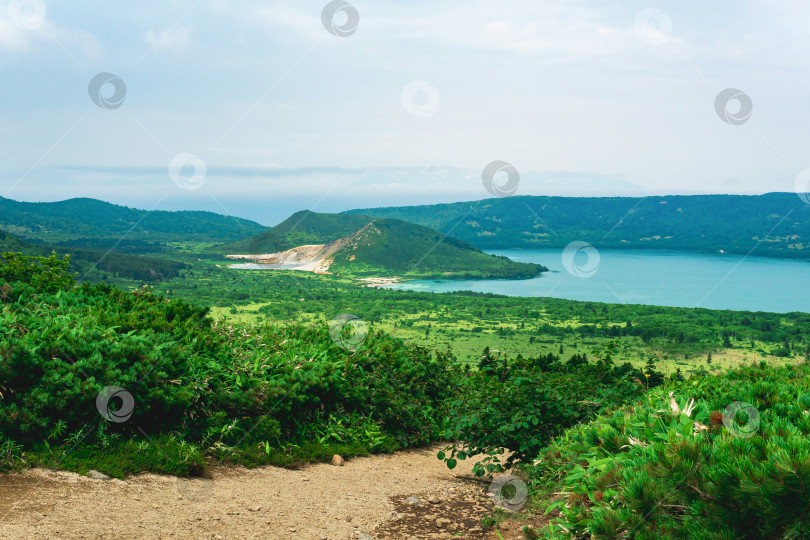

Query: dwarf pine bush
[0,253,459,475]
[534,363,810,539]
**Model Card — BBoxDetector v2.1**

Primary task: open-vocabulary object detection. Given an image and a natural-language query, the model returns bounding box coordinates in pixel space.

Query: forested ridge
[347,192,810,258]
[0,196,265,245]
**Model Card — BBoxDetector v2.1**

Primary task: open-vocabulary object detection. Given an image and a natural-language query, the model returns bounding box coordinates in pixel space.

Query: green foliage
[1,232,187,283]
[439,345,656,476]
[0,253,458,476]
[533,363,810,539]
[0,252,74,292]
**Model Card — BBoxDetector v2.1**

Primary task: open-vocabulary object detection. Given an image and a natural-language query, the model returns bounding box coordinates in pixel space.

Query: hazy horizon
[2,1,810,224]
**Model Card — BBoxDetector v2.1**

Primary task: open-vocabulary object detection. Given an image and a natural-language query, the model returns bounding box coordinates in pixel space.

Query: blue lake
[385,249,810,313]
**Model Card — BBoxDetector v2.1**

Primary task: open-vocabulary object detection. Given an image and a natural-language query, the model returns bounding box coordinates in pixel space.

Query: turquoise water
[385,249,810,313]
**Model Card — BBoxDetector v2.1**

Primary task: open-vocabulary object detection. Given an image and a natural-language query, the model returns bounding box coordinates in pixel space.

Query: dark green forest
[347,192,810,258]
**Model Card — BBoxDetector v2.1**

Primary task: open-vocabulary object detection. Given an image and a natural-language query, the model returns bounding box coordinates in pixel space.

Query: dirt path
[0,446,546,539]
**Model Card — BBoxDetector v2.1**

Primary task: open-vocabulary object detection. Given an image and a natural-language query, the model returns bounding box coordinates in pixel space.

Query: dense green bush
[0,253,459,475]
[438,345,656,475]
[533,362,810,539]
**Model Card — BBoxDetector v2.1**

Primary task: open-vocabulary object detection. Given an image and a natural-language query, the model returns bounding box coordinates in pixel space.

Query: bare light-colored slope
[225,223,380,274]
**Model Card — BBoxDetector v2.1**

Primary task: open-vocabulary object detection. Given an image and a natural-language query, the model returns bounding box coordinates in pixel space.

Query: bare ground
[0,445,547,539]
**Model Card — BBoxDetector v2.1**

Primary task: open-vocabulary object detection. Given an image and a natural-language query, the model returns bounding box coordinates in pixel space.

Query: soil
[0,445,548,539]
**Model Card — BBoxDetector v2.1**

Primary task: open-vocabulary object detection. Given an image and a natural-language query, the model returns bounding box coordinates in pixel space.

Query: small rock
[427,495,440,504]
[248,506,261,512]
[331,454,345,466]
[405,496,422,506]
[86,470,110,480]
[358,533,373,540]
[435,517,452,528]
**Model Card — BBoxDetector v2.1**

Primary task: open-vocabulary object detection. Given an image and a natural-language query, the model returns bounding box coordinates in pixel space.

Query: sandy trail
[0,446,543,539]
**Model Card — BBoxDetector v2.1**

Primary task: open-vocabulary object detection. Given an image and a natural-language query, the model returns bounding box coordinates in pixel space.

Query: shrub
[439,346,652,476]
[0,253,459,475]
[533,363,810,539]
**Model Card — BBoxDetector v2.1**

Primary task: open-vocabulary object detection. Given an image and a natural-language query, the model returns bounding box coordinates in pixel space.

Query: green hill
[220,211,546,279]
[346,192,810,258]
[0,196,265,246]
[218,210,371,254]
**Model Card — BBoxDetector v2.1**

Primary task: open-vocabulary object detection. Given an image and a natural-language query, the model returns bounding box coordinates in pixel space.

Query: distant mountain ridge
[0,196,265,246]
[345,193,810,258]
[219,211,545,279]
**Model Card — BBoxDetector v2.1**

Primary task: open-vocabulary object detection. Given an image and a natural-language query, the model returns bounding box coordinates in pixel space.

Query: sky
[1,0,809,225]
